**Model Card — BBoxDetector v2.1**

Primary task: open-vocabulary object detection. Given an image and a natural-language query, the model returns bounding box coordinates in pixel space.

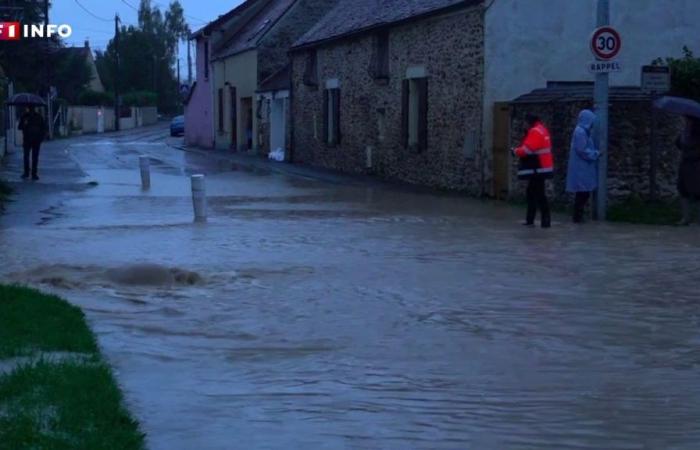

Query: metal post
[594,0,610,220]
[191,174,207,222]
[44,0,53,140]
[139,155,151,190]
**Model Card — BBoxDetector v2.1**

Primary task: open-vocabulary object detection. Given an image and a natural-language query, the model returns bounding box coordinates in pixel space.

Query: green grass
[608,197,682,226]
[0,285,145,450]
[0,361,144,450]
[0,285,99,359]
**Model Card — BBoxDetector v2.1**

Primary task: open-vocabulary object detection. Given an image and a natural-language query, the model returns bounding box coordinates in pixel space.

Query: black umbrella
[653,96,700,120]
[5,93,47,107]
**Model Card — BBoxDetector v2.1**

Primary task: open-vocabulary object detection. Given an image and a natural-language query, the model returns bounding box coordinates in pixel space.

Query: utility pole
[187,38,192,85]
[594,0,610,220]
[44,0,53,139]
[114,14,121,132]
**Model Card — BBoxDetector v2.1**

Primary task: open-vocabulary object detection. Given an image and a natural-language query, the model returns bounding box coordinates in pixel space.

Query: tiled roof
[191,0,260,38]
[294,0,473,48]
[257,65,290,92]
[213,0,297,60]
[512,82,653,103]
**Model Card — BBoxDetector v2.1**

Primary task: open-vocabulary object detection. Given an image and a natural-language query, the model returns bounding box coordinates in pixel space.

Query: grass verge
[608,197,682,226]
[0,285,145,450]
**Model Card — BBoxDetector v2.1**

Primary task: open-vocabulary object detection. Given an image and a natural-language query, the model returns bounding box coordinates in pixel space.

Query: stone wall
[290,5,485,194]
[509,100,684,205]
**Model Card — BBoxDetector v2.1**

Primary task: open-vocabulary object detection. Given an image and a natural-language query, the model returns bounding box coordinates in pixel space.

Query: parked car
[170,115,184,136]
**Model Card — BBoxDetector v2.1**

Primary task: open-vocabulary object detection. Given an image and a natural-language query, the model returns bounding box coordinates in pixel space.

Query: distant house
[185,1,264,149]
[210,0,338,153]
[59,41,104,93]
[290,0,484,192]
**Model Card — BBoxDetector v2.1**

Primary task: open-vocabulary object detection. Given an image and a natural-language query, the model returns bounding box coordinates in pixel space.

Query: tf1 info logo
[0,22,73,41]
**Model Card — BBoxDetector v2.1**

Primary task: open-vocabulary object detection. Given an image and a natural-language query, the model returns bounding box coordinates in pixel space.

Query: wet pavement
[1,124,700,449]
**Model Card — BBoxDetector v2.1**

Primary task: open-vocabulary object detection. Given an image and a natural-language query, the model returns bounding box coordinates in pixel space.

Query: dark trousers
[573,192,591,223]
[526,176,551,227]
[23,141,41,176]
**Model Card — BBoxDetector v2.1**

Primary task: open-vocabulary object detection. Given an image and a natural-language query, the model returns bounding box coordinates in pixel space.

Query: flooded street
[2,125,700,449]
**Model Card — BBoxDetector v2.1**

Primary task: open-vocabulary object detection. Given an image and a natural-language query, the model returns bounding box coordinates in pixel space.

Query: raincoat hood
[577,109,596,131]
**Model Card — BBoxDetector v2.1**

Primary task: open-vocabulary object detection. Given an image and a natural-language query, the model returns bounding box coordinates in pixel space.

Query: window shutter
[333,89,341,145]
[322,89,329,144]
[401,79,409,149]
[417,78,428,152]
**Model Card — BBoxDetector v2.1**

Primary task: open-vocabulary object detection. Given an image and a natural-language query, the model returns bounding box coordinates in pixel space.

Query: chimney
[84,39,90,49]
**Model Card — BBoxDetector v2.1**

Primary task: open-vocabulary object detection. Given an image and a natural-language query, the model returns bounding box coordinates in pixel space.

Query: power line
[73,0,112,22]
[121,0,138,11]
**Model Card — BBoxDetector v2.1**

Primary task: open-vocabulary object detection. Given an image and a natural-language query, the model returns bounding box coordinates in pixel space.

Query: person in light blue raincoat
[566,109,600,223]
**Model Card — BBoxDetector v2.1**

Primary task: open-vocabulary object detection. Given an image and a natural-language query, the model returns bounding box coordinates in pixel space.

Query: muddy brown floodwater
[2,129,700,449]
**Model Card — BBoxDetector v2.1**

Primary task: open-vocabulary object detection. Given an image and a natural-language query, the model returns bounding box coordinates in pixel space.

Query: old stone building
[289,0,485,194]
[210,0,339,153]
[509,82,683,206]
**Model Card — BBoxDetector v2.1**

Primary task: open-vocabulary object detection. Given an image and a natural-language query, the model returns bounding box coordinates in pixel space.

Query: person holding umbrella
[18,106,47,180]
[7,93,47,181]
[654,96,700,225]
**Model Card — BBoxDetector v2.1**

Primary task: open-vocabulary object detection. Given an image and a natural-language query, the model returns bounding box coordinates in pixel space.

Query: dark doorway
[241,97,253,151]
[229,86,237,150]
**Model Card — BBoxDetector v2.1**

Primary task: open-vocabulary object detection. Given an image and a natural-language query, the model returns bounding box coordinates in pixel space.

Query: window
[402,77,428,152]
[370,31,390,79]
[303,50,318,87]
[204,40,209,79]
[218,88,224,132]
[323,87,340,146]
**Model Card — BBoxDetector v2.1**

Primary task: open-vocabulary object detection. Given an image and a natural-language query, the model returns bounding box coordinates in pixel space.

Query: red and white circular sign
[590,26,622,61]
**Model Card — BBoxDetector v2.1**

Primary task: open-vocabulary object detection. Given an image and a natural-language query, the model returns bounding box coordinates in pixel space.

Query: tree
[0,0,50,93]
[96,0,192,113]
[0,0,91,101]
[654,47,700,102]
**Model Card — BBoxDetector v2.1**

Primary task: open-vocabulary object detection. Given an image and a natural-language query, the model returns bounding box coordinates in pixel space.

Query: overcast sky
[52,0,244,72]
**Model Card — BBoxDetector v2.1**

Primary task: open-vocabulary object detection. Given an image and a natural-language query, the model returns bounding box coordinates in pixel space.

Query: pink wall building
[184,36,213,149]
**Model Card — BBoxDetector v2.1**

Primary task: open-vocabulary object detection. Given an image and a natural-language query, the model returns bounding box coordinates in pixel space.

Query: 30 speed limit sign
[591,26,622,61]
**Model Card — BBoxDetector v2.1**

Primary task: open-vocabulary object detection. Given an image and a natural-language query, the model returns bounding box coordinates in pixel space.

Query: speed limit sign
[591,26,622,61]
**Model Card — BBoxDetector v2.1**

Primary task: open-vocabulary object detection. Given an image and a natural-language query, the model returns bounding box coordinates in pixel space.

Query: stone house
[509,82,683,206]
[288,0,700,197]
[210,0,339,153]
[289,0,484,193]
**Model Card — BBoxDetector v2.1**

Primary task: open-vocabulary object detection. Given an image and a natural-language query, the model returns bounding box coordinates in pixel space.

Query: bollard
[366,145,373,169]
[139,155,151,190]
[191,174,207,222]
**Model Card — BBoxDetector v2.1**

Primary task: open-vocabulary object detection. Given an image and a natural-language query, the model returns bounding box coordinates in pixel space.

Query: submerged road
[2,124,700,449]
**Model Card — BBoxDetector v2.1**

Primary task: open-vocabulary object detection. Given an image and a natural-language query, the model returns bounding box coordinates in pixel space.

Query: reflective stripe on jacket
[515,123,554,179]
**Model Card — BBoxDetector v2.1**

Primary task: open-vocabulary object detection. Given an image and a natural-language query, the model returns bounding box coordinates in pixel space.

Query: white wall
[483,0,700,192]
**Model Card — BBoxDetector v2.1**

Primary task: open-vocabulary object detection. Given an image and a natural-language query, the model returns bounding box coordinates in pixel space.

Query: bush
[122,91,157,107]
[77,90,114,107]
[654,46,700,102]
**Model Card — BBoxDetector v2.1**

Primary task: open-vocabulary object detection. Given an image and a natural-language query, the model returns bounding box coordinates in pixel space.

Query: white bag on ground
[268,148,285,162]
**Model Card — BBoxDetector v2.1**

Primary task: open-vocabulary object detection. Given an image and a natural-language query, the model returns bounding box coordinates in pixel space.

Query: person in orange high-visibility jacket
[513,114,553,228]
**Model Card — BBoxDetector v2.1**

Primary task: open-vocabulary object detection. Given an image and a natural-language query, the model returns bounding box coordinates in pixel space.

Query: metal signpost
[591,0,620,221]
